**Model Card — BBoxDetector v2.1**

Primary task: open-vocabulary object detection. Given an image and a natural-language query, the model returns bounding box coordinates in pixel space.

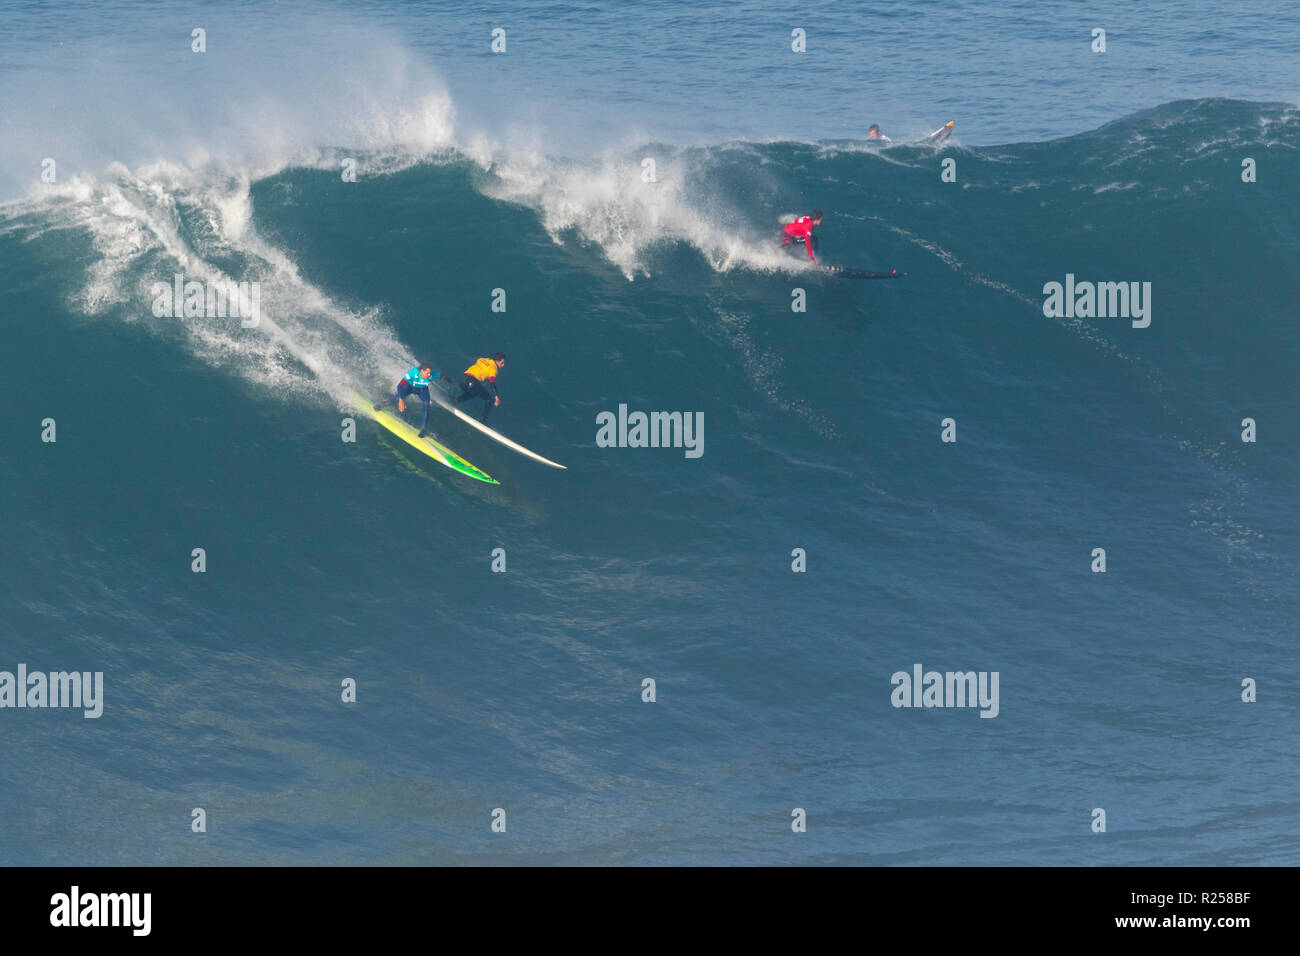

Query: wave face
[2,6,1299,865]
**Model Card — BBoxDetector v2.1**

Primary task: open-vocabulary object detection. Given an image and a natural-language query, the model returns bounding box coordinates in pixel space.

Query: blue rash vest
[405,366,439,388]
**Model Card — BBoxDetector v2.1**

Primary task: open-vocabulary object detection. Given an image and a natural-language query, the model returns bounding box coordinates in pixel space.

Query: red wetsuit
[783,216,818,261]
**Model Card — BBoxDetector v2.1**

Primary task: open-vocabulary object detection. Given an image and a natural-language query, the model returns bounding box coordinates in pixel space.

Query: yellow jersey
[464,357,499,382]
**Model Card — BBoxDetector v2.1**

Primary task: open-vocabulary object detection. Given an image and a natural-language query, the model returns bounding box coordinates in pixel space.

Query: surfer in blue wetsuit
[374,361,440,437]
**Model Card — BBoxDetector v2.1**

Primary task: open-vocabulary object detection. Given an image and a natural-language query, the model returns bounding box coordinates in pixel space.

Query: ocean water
[1,0,1298,865]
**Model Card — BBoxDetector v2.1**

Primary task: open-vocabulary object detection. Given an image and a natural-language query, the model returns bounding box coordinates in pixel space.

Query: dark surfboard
[820,266,906,279]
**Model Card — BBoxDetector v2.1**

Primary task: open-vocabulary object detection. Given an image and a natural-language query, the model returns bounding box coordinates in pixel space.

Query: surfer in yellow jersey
[454,352,506,422]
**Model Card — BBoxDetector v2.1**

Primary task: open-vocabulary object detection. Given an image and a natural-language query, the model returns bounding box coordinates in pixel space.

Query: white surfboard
[926,120,955,144]
[433,396,567,469]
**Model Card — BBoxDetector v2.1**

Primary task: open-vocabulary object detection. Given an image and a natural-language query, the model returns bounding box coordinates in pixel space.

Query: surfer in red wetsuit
[781,210,823,263]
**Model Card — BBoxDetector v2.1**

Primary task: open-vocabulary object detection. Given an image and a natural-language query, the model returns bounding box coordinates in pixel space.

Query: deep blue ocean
[1,1,1298,865]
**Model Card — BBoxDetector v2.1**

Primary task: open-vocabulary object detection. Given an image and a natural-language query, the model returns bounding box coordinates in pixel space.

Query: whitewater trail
[7,165,419,410]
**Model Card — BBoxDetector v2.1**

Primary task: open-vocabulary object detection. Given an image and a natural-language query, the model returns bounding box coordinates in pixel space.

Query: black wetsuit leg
[453,376,477,403]
[455,377,494,421]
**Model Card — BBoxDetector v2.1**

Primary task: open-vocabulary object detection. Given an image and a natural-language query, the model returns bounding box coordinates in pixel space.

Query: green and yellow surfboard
[350,393,498,485]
